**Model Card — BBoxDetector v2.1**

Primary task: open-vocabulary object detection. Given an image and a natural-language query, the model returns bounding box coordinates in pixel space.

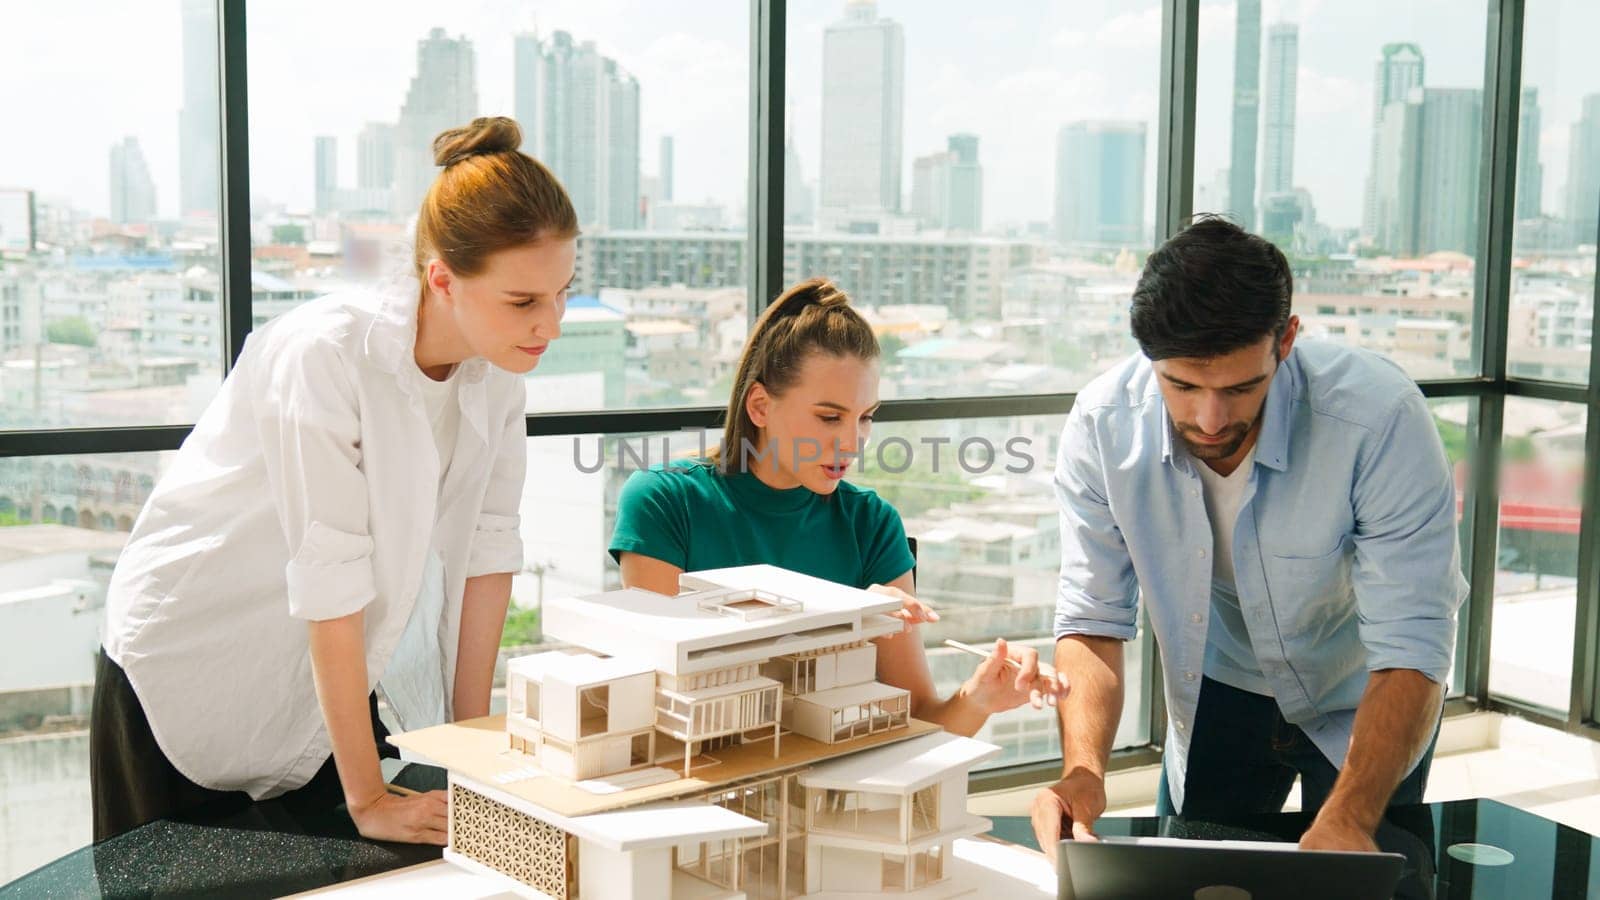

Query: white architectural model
[391,565,1003,899]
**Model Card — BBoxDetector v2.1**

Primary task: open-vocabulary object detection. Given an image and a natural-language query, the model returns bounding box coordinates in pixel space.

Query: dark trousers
[90,648,396,842]
[1156,676,1437,818]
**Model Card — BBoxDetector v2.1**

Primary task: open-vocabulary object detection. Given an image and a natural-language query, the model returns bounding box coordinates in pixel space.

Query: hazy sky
[1,0,1594,233]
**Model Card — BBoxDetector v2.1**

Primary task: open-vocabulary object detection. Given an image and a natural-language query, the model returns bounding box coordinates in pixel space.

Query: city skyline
[1,1,1597,242]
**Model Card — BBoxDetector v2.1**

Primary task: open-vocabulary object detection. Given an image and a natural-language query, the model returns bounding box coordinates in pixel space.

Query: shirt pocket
[1262,535,1356,640]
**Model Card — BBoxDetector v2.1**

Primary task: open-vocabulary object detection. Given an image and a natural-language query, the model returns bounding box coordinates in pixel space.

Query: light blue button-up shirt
[1052,342,1468,814]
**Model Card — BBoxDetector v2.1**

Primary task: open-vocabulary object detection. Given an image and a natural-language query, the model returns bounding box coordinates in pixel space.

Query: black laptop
[1058,835,1406,900]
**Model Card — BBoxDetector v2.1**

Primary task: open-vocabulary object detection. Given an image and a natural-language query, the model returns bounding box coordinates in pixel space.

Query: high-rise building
[1566,94,1600,247]
[1372,90,1424,254]
[109,137,157,225]
[515,31,642,230]
[178,0,219,219]
[820,0,905,216]
[1363,44,1425,238]
[1260,24,1298,200]
[659,136,675,204]
[1417,89,1483,255]
[1515,88,1543,221]
[1373,87,1482,256]
[911,152,949,227]
[391,28,478,218]
[945,134,982,233]
[911,135,983,232]
[1055,121,1147,246]
[1227,0,1261,229]
[357,122,397,191]
[314,136,339,214]
[784,135,815,227]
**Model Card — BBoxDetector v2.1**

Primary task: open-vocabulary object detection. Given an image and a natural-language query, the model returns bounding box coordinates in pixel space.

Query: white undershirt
[416,364,460,488]
[380,364,460,731]
[1195,447,1272,695]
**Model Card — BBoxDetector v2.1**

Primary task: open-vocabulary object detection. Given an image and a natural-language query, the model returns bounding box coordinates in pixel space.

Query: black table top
[5,784,1597,899]
[1,765,447,900]
[991,798,1600,900]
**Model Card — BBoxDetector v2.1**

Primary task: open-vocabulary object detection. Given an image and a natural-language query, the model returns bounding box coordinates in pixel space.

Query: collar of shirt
[364,272,491,389]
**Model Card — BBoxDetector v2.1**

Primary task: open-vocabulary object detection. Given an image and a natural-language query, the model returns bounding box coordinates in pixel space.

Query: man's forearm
[1319,668,1443,832]
[308,611,384,807]
[1055,634,1125,777]
[454,573,513,721]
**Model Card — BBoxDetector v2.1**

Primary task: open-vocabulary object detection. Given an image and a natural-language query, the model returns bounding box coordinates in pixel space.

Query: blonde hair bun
[433,116,523,168]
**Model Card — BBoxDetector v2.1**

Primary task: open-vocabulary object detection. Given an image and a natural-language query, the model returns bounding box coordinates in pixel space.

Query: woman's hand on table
[348,787,449,845]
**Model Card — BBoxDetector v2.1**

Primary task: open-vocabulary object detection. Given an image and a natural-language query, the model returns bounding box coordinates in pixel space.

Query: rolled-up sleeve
[1054,407,1140,641]
[253,337,376,621]
[466,378,527,579]
[1351,392,1467,683]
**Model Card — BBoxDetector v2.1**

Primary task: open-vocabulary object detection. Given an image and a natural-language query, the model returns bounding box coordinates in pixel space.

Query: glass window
[847,414,1151,761]
[784,0,1162,400]
[0,451,174,882]
[1507,0,1600,383]
[1196,0,1488,380]
[247,2,749,413]
[0,2,225,429]
[1489,398,1584,714]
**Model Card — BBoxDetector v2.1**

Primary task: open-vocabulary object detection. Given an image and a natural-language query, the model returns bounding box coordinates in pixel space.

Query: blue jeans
[1155,676,1437,818]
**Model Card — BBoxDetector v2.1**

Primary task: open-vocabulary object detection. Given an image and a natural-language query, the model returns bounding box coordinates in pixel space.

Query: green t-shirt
[608,460,916,590]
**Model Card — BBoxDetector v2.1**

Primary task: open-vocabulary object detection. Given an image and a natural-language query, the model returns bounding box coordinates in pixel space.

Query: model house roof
[454,773,766,851]
[799,732,1003,795]
[544,564,903,675]
[506,650,655,687]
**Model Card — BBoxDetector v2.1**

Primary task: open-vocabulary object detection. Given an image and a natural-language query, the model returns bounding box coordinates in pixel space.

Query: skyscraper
[911,135,983,232]
[357,122,397,191]
[1515,88,1543,222]
[514,31,642,230]
[109,137,157,225]
[1364,44,1426,238]
[659,136,675,204]
[1417,89,1483,255]
[1261,24,1299,200]
[1373,87,1482,256]
[178,0,219,219]
[1566,94,1600,247]
[911,152,949,227]
[1227,0,1261,229]
[391,28,478,217]
[820,0,905,215]
[945,134,982,232]
[1055,121,1147,246]
[314,136,339,214]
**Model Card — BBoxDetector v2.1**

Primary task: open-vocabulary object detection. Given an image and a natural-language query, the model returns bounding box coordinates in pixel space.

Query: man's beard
[1175,420,1254,460]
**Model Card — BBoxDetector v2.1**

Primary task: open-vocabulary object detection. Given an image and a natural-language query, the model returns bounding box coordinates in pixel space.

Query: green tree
[878,333,907,361]
[271,223,307,245]
[46,317,95,347]
[500,605,542,648]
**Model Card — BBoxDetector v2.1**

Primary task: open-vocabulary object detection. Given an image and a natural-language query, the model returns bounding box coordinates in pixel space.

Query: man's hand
[1299,809,1379,852]
[1030,769,1106,864]
[348,787,449,845]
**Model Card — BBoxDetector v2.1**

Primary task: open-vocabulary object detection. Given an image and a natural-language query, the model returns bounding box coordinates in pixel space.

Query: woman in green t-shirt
[610,278,1065,737]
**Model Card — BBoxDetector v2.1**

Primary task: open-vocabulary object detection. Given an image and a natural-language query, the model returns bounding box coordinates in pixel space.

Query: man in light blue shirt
[1030,217,1467,856]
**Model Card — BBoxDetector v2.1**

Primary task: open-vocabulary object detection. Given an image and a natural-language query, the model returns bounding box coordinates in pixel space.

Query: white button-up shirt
[103,274,527,800]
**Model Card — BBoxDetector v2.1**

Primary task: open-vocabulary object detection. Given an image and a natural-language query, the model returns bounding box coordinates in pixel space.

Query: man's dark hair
[1129,215,1293,361]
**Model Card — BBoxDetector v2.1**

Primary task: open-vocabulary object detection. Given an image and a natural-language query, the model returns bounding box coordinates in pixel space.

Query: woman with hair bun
[92,117,576,845]
[611,277,1068,738]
